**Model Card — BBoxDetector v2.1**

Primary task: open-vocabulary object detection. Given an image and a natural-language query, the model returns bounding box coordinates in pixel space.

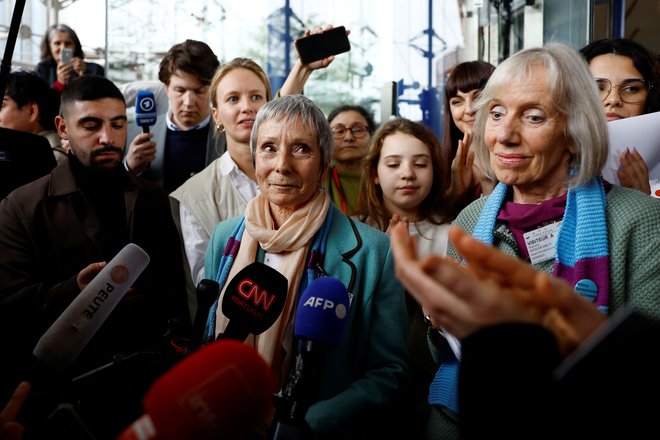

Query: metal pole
[284,0,290,75]
[0,0,27,99]
[612,0,625,38]
[427,0,432,89]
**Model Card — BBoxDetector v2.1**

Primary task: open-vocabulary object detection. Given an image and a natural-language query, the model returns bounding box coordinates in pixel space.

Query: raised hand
[618,148,651,195]
[444,131,475,203]
[0,381,31,440]
[56,61,73,85]
[279,25,350,96]
[391,224,606,354]
[125,132,157,174]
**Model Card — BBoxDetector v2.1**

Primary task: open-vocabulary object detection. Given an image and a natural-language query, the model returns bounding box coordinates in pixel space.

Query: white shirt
[409,220,461,359]
[180,152,258,285]
[166,112,211,131]
[408,220,450,258]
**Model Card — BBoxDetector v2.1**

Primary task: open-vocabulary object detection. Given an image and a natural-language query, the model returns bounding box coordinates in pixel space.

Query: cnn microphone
[269,277,350,439]
[117,339,275,440]
[33,243,150,370]
[217,262,288,342]
[136,90,157,134]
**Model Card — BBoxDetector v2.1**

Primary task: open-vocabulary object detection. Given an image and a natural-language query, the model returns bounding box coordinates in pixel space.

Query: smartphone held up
[61,48,73,65]
[295,26,351,64]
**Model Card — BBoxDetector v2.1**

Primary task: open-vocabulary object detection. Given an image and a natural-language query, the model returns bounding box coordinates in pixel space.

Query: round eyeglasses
[331,124,369,139]
[595,78,652,104]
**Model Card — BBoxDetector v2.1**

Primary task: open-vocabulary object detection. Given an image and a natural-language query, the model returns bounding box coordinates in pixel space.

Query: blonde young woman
[171,28,340,295]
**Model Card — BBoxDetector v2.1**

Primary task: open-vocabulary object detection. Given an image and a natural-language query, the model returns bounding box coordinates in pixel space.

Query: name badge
[524,222,560,265]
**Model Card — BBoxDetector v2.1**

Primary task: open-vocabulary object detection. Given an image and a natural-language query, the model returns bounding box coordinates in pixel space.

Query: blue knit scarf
[429,176,610,414]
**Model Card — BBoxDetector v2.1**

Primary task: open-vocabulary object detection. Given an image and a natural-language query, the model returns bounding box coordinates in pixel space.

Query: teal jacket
[449,185,660,319]
[205,205,411,436]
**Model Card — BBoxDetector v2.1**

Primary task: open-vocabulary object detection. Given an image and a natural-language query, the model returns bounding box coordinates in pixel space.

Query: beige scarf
[214,190,330,373]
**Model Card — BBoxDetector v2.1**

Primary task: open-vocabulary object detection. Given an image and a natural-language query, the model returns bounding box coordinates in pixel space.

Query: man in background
[122,39,223,191]
[0,70,67,163]
[0,75,188,437]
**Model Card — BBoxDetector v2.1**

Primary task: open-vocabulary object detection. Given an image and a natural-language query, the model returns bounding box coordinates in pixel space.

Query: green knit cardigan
[448,185,660,319]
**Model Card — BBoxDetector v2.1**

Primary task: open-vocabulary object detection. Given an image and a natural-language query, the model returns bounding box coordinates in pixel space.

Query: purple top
[497,193,567,260]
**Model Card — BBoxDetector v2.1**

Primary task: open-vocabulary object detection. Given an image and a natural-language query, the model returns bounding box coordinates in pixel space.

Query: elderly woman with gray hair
[204,94,410,438]
[422,43,660,438]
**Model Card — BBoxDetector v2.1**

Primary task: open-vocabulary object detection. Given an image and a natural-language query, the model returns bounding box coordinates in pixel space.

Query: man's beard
[89,145,125,169]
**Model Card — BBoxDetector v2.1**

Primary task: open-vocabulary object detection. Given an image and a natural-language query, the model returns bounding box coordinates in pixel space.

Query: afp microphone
[136,90,157,134]
[269,277,350,439]
[33,243,150,370]
[117,339,275,440]
[216,262,288,342]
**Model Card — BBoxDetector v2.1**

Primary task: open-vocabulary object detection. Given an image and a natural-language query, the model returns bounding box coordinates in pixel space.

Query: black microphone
[33,243,150,370]
[191,279,219,349]
[135,90,157,134]
[217,262,288,342]
[269,277,350,439]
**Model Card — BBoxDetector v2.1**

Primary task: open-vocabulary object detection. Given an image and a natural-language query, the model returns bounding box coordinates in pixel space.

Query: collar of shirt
[165,112,211,131]
[219,151,259,202]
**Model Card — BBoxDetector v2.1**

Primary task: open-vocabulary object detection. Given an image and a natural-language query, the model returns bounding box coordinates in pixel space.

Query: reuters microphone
[269,277,350,439]
[217,262,288,342]
[117,339,275,440]
[32,243,150,370]
[136,90,157,134]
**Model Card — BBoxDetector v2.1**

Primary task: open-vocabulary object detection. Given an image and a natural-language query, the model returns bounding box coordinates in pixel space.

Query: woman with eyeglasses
[580,38,660,195]
[325,105,377,215]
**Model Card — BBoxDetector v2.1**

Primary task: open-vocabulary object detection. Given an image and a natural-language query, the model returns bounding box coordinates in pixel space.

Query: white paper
[601,111,660,188]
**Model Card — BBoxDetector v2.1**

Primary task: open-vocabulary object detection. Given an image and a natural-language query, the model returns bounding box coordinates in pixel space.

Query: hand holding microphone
[269,277,350,439]
[33,243,150,370]
[125,91,158,174]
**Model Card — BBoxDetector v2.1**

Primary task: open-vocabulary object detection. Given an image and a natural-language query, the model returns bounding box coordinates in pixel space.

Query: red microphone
[117,340,275,440]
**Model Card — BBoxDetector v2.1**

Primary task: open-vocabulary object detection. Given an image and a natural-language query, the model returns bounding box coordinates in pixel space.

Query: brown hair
[441,60,495,168]
[357,117,451,231]
[158,40,219,86]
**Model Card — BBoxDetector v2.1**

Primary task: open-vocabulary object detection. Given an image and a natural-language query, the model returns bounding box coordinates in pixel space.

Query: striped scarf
[430,177,610,414]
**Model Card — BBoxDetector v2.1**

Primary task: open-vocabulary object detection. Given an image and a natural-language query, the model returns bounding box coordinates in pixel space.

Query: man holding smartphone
[35,24,105,93]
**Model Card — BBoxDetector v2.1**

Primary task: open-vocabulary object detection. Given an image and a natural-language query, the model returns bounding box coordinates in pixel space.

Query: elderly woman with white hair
[204,94,410,438]
[422,43,660,438]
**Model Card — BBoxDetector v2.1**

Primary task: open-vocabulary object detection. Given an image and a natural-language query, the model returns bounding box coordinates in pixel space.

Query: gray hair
[249,94,333,171]
[472,43,609,187]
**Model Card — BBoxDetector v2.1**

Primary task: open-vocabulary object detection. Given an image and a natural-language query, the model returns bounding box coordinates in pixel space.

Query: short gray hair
[249,94,333,171]
[472,43,609,187]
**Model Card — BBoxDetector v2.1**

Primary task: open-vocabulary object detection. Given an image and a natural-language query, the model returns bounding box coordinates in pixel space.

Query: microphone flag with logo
[219,262,288,341]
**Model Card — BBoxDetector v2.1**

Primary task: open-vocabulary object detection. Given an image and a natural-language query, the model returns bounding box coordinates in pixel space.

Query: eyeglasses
[331,124,369,139]
[595,78,652,104]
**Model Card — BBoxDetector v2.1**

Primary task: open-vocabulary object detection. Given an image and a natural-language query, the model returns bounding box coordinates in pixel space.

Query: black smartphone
[295,26,350,64]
